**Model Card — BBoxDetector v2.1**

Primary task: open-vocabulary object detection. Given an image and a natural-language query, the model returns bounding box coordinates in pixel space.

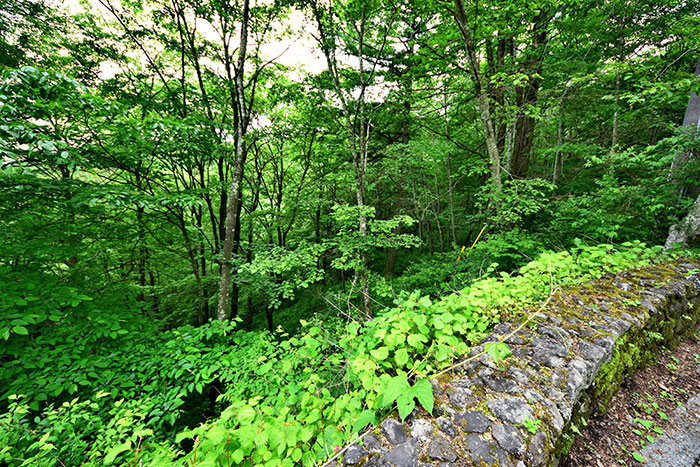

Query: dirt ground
[561,329,700,466]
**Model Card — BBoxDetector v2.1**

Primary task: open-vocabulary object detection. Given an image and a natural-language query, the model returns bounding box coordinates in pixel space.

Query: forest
[1,0,699,465]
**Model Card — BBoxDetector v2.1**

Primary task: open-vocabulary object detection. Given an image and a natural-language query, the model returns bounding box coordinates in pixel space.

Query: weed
[521,417,541,434]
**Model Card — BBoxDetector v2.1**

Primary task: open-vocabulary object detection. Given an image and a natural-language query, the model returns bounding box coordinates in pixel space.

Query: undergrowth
[0,241,661,466]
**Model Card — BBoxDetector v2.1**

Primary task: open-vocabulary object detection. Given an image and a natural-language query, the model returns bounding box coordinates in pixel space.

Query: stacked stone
[336,262,700,466]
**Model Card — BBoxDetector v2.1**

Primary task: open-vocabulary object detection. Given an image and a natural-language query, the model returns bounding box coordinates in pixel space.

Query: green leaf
[395,348,409,366]
[370,346,389,360]
[484,342,511,365]
[12,326,28,335]
[231,449,245,463]
[411,379,434,414]
[407,334,426,348]
[238,405,256,424]
[632,451,644,462]
[104,442,131,464]
[382,374,410,407]
[396,393,415,420]
[352,410,377,433]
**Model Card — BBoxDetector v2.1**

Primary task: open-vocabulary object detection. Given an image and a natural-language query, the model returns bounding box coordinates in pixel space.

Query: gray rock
[487,397,534,425]
[342,445,369,465]
[463,434,509,466]
[531,336,568,356]
[435,404,456,418]
[410,419,433,442]
[381,419,408,445]
[504,333,526,345]
[494,323,512,335]
[437,463,455,467]
[526,430,548,466]
[509,368,529,385]
[454,410,491,433]
[429,379,444,396]
[482,373,521,394]
[492,423,525,455]
[538,326,571,346]
[640,298,658,314]
[593,336,616,363]
[618,312,640,329]
[363,434,383,453]
[565,366,585,402]
[556,398,572,420]
[448,387,476,409]
[542,399,564,433]
[436,417,458,438]
[385,439,418,467]
[453,357,479,374]
[522,388,544,404]
[479,352,502,370]
[577,339,605,362]
[364,454,390,467]
[512,346,532,359]
[569,357,595,386]
[533,353,566,369]
[531,337,567,367]
[551,368,566,390]
[426,436,457,462]
[451,376,472,388]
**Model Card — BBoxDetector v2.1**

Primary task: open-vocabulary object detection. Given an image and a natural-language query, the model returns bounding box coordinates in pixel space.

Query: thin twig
[431,288,561,379]
[318,428,375,467]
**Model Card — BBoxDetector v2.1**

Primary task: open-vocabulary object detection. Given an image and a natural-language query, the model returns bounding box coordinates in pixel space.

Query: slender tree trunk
[217,0,250,321]
[453,0,501,194]
[612,70,620,151]
[553,104,564,186]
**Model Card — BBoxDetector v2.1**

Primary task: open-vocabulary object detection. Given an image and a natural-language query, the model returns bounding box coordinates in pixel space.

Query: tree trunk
[217,0,250,320]
[664,53,700,250]
[510,11,547,179]
[453,0,501,194]
[665,194,700,250]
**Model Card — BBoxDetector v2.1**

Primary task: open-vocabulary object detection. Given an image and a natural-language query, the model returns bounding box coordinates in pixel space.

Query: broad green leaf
[396,393,415,420]
[395,348,409,366]
[352,410,376,433]
[370,346,389,360]
[382,374,410,407]
[411,379,434,414]
[238,405,256,424]
[12,326,28,335]
[104,442,131,464]
[231,449,245,463]
[407,334,427,348]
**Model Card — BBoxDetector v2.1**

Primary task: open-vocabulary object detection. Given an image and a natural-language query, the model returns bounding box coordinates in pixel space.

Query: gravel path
[640,393,700,466]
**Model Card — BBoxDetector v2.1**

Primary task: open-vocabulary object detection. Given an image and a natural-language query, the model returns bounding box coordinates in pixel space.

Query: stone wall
[337,260,700,467]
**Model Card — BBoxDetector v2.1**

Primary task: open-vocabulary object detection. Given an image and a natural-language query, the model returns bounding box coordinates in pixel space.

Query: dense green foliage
[1,0,699,464]
[1,243,658,465]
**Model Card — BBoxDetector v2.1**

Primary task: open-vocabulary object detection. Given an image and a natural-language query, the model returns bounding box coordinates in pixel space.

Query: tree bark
[453,0,501,194]
[664,53,700,250]
[217,0,250,321]
[510,11,547,179]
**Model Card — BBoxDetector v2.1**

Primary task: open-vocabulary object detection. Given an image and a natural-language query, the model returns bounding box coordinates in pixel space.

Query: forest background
[1,0,699,465]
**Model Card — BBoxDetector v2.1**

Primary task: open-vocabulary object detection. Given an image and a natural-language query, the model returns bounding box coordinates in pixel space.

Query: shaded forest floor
[562,327,700,466]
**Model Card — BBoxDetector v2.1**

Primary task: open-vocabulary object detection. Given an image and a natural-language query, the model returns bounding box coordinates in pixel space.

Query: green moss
[555,258,700,459]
